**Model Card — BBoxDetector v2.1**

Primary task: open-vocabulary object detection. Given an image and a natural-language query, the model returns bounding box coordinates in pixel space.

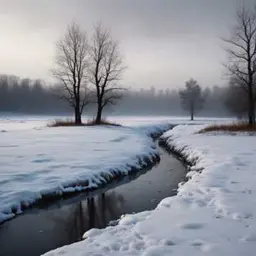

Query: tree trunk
[74,105,82,125]
[190,103,194,121]
[248,84,255,125]
[247,63,255,125]
[95,104,102,125]
[190,112,194,121]
[75,114,82,125]
[247,49,255,125]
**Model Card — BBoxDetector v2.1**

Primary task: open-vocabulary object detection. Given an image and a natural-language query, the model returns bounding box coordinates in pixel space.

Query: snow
[0,120,173,224]
[0,118,47,132]
[0,115,233,132]
[0,115,176,131]
[44,124,256,256]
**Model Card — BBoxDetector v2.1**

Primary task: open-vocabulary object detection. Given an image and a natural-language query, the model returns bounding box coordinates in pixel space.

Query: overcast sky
[0,0,254,89]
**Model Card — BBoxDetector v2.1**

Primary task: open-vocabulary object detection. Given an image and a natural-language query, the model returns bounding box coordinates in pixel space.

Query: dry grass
[86,118,121,127]
[48,118,121,127]
[198,122,256,134]
[48,119,86,127]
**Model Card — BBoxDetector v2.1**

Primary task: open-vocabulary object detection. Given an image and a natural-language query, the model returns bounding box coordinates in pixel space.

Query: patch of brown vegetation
[48,119,85,127]
[198,122,256,134]
[85,118,121,127]
[48,118,121,127]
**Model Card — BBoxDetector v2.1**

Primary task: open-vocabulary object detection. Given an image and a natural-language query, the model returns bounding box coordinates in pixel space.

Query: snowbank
[45,124,256,256]
[0,124,170,224]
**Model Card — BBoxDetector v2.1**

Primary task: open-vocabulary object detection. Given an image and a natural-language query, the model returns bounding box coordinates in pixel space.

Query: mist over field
[0,75,231,118]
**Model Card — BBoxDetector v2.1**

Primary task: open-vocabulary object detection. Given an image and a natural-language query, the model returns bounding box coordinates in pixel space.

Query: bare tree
[52,22,89,125]
[90,24,125,124]
[179,79,204,121]
[223,6,256,125]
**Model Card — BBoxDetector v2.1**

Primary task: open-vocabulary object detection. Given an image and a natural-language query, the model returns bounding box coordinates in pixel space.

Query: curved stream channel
[0,142,186,256]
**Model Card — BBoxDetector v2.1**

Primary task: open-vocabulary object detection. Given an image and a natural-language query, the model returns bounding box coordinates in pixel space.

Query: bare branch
[52,22,89,124]
[90,23,126,123]
[222,5,256,124]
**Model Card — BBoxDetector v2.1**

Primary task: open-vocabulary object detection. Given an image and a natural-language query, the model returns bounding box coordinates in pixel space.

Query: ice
[44,123,256,256]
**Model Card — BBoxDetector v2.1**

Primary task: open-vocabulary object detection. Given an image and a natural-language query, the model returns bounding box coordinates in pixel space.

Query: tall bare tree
[179,79,204,121]
[223,6,256,125]
[52,22,89,125]
[90,24,125,124]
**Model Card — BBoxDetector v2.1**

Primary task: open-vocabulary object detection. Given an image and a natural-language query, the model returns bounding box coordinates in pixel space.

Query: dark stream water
[0,144,186,256]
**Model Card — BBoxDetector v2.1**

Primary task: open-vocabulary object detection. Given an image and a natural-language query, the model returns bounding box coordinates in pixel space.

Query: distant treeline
[0,74,232,117]
[120,86,230,117]
[0,75,70,114]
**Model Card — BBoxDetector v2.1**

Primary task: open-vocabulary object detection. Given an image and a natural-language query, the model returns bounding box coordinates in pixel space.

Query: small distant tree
[223,6,256,125]
[52,22,89,125]
[90,23,125,124]
[179,79,204,120]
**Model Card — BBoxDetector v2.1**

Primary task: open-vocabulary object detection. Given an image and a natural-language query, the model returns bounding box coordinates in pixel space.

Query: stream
[0,143,186,256]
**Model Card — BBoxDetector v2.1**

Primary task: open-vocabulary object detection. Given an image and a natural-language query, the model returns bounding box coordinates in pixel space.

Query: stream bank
[0,143,186,256]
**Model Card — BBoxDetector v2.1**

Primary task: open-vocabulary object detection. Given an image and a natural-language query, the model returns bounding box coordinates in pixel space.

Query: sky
[0,0,254,89]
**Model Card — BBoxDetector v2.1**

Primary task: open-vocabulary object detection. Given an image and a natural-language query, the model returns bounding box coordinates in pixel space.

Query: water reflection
[49,192,125,244]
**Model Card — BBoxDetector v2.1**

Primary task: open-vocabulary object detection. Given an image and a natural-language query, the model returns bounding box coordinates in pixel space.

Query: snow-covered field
[44,124,256,256]
[0,116,173,224]
[0,115,233,132]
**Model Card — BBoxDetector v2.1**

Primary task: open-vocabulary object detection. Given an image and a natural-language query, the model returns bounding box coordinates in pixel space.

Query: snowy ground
[0,115,232,132]
[0,117,172,224]
[44,124,256,256]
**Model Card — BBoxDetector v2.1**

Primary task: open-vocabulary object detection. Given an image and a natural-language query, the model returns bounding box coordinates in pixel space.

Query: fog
[0,74,231,117]
[0,0,254,89]
[0,0,255,118]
